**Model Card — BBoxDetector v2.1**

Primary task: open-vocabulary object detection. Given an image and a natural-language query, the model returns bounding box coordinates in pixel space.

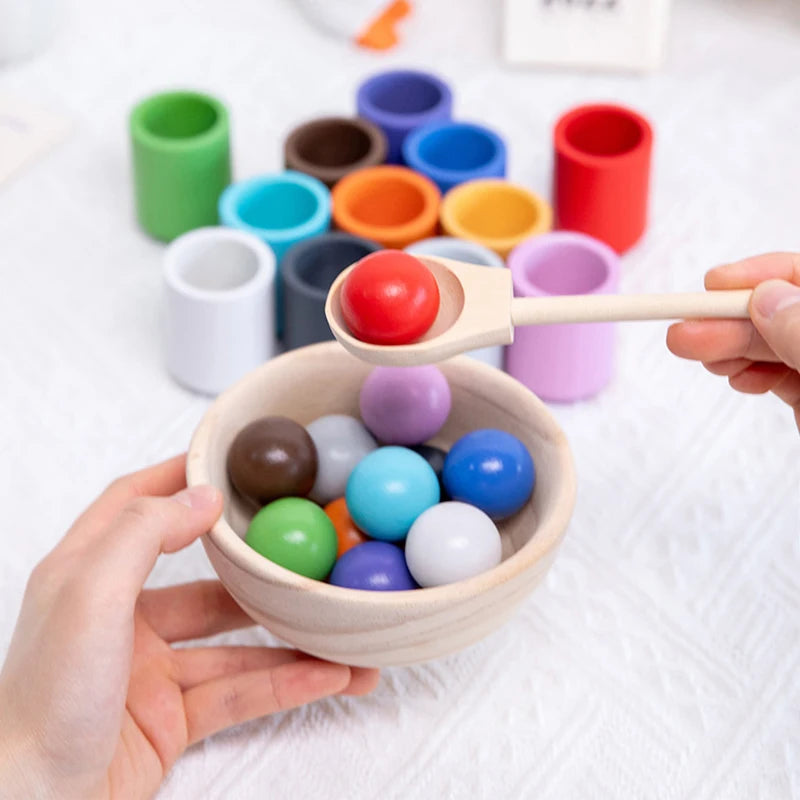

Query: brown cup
[284,116,388,188]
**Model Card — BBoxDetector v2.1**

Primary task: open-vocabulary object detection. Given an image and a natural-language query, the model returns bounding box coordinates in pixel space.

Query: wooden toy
[305,414,377,504]
[246,497,337,580]
[554,103,653,253]
[284,116,387,188]
[440,179,552,258]
[282,232,381,352]
[186,341,576,667]
[506,231,619,400]
[359,365,451,445]
[331,165,440,249]
[163,226,276,395]
[345,447,440,541]
[405,502,502,588]
[443,429,535,520]
[130,90,231,242]
[227,416,317,507]
[409,444,449,498]
[406,236,506,368]
[340,249,440,343]
[218,171,331,338]
[356,69,452,163]
[324,497,370,557]
[325,253,753,367]
[329,541,417,591]
[402,121,506,193]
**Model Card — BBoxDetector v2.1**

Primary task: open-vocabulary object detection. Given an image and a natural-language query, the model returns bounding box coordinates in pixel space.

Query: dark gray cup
[282,232,381,351]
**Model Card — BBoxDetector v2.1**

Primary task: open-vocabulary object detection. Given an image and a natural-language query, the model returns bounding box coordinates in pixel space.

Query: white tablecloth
[1,1,799,797]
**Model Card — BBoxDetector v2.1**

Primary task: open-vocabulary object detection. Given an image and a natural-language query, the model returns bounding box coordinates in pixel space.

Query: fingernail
[173,485,221,510]
[753,280,800,320]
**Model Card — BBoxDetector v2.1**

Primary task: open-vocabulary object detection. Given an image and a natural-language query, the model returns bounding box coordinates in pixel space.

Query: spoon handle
[510,289,753,326]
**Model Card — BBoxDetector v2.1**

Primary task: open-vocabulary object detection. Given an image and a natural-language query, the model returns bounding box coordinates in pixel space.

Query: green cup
[130,90,231,242]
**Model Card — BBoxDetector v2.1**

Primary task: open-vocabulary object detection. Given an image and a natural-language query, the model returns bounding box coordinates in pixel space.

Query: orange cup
[332,165,440,249]
[440,179,552,258]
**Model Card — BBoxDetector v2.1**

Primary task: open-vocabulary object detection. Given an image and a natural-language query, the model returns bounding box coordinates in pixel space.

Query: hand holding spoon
[325,254,752,367]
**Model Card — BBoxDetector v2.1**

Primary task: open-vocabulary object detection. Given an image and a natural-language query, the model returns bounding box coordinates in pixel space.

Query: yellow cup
[440,179,552,258]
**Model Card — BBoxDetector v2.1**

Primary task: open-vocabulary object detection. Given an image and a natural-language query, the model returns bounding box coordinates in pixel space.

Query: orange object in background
[332,165,440,249]
[358,1,412,50]
[440,179,552,259]
[324,497,369,557]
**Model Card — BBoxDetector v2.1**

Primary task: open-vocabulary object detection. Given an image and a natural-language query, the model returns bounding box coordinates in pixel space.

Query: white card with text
[504,0,671,72]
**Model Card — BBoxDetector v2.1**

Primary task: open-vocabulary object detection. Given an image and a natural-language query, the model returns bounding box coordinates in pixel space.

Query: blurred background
[1,2,799,798]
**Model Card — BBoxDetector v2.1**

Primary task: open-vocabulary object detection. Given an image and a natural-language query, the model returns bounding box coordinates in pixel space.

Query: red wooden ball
[340,250,440,345]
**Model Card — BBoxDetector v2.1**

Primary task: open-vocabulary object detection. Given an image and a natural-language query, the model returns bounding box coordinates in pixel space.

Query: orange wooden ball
[324,497,369,556]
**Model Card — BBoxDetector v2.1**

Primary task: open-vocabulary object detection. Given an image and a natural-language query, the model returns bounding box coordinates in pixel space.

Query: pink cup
[505,231,620,402]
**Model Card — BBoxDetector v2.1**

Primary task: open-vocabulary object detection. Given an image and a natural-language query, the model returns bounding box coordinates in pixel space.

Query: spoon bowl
[325,255,514,365]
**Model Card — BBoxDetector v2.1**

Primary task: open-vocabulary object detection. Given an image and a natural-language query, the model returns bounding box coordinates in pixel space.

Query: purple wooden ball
[329,541,418,591]
[359,365,451,445]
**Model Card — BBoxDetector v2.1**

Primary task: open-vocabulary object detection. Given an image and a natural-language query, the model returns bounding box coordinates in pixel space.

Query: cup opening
[409,239,499,267]
[457,187,538,238]
[179,239,260,292]
[238,182,320,230]
[418,127,497,171]
[142,94,219,140]
[564,108,644,157]
[348,177,425,226]
[294,241,375,293]
[368,74,443,115]
[294,121,373,168]
[524,243,610,295]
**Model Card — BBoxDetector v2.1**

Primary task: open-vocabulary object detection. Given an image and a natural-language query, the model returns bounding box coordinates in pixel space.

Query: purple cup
[356,69,453,164]
[504,232,621,402]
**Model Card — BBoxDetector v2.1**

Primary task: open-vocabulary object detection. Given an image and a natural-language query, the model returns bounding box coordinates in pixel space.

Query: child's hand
[667,252,800,431]
[0,455,379,800]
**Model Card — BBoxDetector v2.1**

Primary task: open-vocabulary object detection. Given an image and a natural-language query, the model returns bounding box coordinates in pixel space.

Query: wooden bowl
[187,342,576,667]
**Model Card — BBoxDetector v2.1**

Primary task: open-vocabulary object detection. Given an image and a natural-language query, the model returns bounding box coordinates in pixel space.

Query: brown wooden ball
[227,416,318,507]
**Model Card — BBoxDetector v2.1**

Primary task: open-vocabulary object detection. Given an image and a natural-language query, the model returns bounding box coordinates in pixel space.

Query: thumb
[749,279,800,371]
[83,485,223,603]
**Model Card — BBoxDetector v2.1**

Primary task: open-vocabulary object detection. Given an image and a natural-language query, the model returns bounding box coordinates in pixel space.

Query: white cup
[164,227,277,395]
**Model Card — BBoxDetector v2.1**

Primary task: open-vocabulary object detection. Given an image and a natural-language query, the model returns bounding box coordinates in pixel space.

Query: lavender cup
[505,232,621,402]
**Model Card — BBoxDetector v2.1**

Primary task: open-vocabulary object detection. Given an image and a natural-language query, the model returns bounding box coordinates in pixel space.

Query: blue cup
[402,121,506,194]
[219,171,331,337]
[356,69,453,164]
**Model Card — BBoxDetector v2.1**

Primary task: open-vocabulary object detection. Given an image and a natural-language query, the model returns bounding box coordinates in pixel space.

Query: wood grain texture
[187,342,576,667]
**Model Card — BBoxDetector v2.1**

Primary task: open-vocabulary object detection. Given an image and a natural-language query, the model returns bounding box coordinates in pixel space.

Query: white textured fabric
[1,1,799,798]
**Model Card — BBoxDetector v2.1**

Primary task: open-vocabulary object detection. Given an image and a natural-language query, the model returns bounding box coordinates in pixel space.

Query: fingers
[139,580,253,643]
[667,319,778,363]
[81,486,223,607]
[184,660,352,745]
[702,358,793,395]
[702,358,752,377]
[704,252,800,290]
[768,369,800,414]
[340,667,381,696]
[727,362,792,394]
[749,279,800,372]
[174,646,308,689]
[66,454,188,545]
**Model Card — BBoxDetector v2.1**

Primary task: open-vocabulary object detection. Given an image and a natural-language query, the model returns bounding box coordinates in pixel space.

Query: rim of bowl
[187,342,576,608]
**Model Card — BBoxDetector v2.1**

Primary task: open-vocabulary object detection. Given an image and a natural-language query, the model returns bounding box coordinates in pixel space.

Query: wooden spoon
[325,255,753,366]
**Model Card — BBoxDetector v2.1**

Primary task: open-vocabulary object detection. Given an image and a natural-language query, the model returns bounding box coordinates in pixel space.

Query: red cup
[553,104,653,254]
